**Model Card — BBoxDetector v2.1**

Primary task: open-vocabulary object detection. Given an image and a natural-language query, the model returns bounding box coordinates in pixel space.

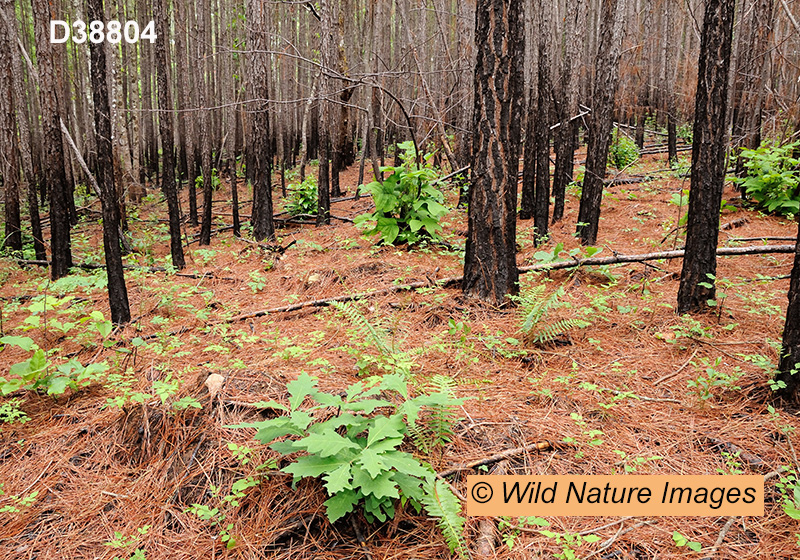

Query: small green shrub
[732,141,800,216]
[608,129,639,169]
[355,141,447,246]
[229,372,467,556]
[285,175,318,216]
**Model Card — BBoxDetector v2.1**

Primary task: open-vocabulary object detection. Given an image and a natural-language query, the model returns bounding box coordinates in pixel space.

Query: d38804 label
[50,20,156,44]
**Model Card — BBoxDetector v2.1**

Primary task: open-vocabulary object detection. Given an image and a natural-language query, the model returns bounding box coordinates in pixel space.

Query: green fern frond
[407,422,432,454]
[331,301,391,355]
[420,478,467,558]
[532,319,590,344]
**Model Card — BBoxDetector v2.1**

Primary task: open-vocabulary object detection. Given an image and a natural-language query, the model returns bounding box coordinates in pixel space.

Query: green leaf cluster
[509,285,589,345]
[608,128,639,169]
[732,140,800,216]
[228,371,467,556]
[0,336,107,398]
[355,141,447,246]
[285,174,318,216]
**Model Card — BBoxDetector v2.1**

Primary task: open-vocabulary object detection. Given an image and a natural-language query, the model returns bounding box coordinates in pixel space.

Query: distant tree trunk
[154,0,185,269]
[463,0,525,305]
[31,0,72,278]
[777,225,800,401]
[4,0,45,260]
[0,3,21,252]
[198,0,214,246]
[576,0,625,246]
[317,0,333,226]
[533,1,552,245]
[676,0,735,314]
[230,156,240,237]
[248,0,275,241]
[89,0,130,324]
[552,0,584,223]
[520,85,536,220]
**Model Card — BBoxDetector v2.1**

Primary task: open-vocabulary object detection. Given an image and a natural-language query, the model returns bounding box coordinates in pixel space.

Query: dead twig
[438,441,554,478]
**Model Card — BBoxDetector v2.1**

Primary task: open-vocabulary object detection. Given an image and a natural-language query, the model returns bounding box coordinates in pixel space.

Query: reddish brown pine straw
[1,154,799,559]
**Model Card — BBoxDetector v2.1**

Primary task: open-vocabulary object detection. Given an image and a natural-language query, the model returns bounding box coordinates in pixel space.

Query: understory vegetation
[1,150,800,559]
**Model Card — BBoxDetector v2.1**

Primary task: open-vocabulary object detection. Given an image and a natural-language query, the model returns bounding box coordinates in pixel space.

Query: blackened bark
[317,0,332,226]
[533,4,552,245]
[463,0,525,305]
[198,0,214,246]
[667,111,678,166]
[0,2,21,252]
[154,0,185,269]
[248,0,275,241]
[677,0,735,314]
[777,224,800,400]
[88,0,130,324]
[576,0,624,246]
[31,0,72,278]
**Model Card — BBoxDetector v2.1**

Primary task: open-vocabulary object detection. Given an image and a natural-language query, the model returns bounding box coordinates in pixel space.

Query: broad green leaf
[0,336,36,352]
[284,453,356,480]
[29,350,47,374]
[357,447,388,478]
[287,372,319,410]
[352,468,399,499]
[380,373,408,398]
[366,414,405,447]
[46,376,72,395]
[323,463,352,495]
[292,430,361,458]
[323,490,359,522]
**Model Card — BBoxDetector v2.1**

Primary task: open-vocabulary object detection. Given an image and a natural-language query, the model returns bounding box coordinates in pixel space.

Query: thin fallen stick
[438,440,554,478]
[707,515,737,557]
[655,348,699,385]
[14,260,237,281]
[695,432,766,470]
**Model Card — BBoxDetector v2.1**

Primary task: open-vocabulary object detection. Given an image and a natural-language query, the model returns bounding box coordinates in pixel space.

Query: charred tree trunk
[520,86,536,221]
[317,0,333,226]
[31,0,72,278]
[154,0,185,269]
[198,0,214,246]
[248,0,275,241]
[88,0,130,324]
[576,0,624,246]
[0,1,21,252]
[533,2,552,245]
[777,225,800,401]
[463,0,525,305]
[677,0,735,314]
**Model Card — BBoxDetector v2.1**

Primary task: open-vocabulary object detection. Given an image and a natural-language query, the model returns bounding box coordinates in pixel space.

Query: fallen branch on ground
[15,260,238,281]
[438,440,554,478]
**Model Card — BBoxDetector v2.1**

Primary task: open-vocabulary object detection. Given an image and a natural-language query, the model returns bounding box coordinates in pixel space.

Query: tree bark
[777,224,800,401]
[154,0,185,269]
[248,0,275,241]
[677,0,736,314]
[88,0,130,324]
[0,0,21,252]
[576,0,625,246]
[463,0,525,305]
[533,1,552,244]
[31,0,73,279]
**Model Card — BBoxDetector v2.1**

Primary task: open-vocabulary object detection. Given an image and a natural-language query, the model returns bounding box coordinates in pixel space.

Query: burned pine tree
[154,0,185,269]
[247,0,275,241]
[31,0,73,278]
[462,0,525,304]
[88,0,130,324]
[576,0,624,246]
[777,230,800,401]
[0,1,21,253]
[677,0,736,314]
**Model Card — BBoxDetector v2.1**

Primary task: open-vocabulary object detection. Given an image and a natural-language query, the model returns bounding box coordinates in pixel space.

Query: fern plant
[331,301,417,379]
[228,372,467,557]
[510,285,589,345]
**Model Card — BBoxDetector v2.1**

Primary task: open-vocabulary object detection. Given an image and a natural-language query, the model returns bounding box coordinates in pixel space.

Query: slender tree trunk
[230,156,240,237]
[199,0,214,246]
[88,0,130,324]
[533,1,552,244]
[0,1,21,252]
[520,84,536,221]
[248,0,275,240]
[31,0,72,278]
[677,0,736,314]
[463,0,525,304]
[154,0,185,269]
[317,0,333,226]
[576,0,625,246]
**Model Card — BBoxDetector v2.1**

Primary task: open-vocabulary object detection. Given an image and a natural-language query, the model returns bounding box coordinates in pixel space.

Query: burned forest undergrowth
[2,150,800,560]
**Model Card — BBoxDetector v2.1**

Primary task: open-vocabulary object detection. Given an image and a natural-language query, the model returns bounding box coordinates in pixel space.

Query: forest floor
[1,148,800,560]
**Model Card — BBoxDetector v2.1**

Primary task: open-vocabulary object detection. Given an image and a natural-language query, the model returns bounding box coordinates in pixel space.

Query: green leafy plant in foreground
[229,372,467,556]
[285,174,318,216]
[355,141,447,246]
[672,530,702,552]
[732,140,800,216]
